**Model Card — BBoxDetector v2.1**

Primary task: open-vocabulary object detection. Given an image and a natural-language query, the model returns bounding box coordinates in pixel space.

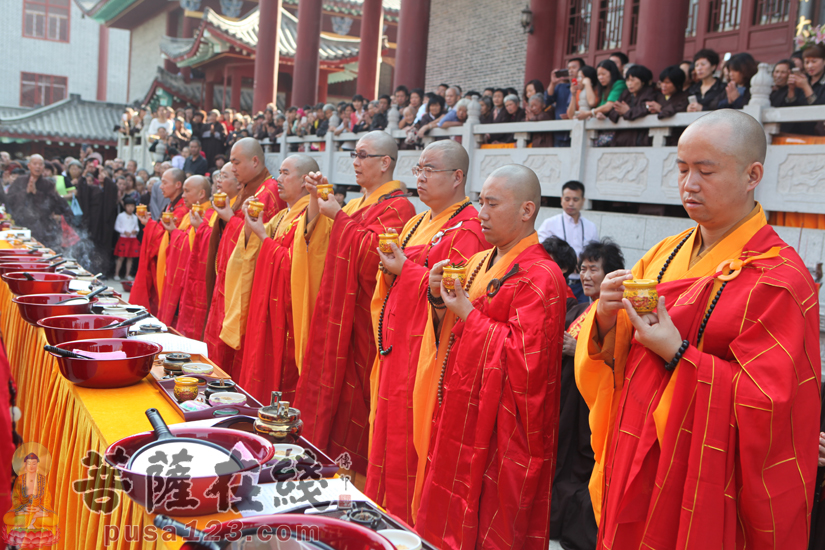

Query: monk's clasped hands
[377,242,407,276]
[431,259,474,321]
[213,197,234,222]
[623,296,684,364]
[242,197,267,241]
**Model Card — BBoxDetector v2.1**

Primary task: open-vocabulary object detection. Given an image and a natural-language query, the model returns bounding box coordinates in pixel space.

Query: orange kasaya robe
[175,207,217,340]
[575,204,821,550]
[294,181,416,474]
[414,233,567,550]
[203,172,283,374]
[365,199,489,524]
[235,195,312,405]
[130,195,188,315]
[156,204,203,327]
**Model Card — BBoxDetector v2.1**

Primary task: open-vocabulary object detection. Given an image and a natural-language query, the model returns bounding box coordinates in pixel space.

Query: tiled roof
[0,95,124,145]
[146,68,254,112]
[75,0,399,24]
[161,6,361,67]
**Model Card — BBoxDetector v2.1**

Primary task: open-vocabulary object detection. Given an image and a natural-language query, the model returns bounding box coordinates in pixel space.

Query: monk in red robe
[575,110,821,550]
[294,131,416,475]
[365,140,489,523]
[235,154,319,405]
[175,165,239,340]
[203,138,284,374]
[131,168,188,314]
[156,175,211,327]
[414,165,566,549]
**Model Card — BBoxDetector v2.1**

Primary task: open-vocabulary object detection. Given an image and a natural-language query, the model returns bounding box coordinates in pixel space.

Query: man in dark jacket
[3,154,71,248]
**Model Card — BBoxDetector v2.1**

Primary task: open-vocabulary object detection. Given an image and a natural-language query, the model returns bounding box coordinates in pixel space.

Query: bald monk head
[218,162,242,200]
[278,154,318,207]
[353,131,398,190]
[182,175,211,209]
[677,109,765,243]
[160,168,185,200]
[230,137,268,186]
[415,140,470,216]
[479,164,541,249]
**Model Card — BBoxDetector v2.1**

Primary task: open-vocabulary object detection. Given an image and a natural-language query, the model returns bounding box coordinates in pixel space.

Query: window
[23,0,69,42]
[20,73,67,107]
[707,0,741,33]
[685,0,700,36]
[566,0,592,55]
[597,0,624,50]
[753,0,790,25]
[628,0,640,46]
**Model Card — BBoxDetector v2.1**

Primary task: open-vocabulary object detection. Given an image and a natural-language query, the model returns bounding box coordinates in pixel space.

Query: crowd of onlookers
[118,42,825,156]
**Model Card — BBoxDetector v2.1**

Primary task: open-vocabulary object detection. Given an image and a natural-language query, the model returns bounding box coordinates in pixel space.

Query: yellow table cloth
[1,281,220,550]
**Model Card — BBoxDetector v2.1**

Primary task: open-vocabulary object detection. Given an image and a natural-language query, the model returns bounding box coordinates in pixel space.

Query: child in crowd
[113,196,140,281]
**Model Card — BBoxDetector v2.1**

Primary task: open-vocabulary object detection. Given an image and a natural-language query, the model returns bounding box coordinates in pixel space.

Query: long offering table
[2,279,307,550]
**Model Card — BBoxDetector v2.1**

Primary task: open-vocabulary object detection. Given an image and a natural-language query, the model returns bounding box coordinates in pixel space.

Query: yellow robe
[220,194,311,350]
[3,473,57,533]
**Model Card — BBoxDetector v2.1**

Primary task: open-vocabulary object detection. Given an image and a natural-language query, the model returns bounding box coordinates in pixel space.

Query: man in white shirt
[537,180,598,302]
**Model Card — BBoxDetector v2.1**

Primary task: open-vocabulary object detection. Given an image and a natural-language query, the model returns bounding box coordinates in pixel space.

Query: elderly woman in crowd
[439,98,470,128]
[607,64,663,146]
[550,238,625,550]
[526,94,554,147]
[771,59,793,107]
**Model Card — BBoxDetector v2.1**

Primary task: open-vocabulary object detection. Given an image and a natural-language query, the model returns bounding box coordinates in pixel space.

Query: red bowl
[0,262,56,276]
[3,272,72,295]
[105,425,275,516]
[37,314,129,346]
[13,293,98,325]
[163,515,397,549]
[47,338,161,388]
[0,249,44,257]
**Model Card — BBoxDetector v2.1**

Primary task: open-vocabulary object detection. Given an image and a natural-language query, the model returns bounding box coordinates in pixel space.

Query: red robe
[415,236,566,550]
[203,173,282,374]
[156,214,197,327]
[130,196,188,314]
[579,224,821,550]
[237,211,305,405]
[365,202,489,524]
[175,209,215,340]
[294,188,416,474]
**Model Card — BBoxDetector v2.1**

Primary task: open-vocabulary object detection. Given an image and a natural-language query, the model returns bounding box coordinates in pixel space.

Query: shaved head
[424,140,469,184]
[287,154,320,178]
[359,131,398,172]
[489,164,542,221]
[681,110,767,166]
[478,164,542,247]
[231,137,268,185]
[233,137,266,163]
[182,175,211,207]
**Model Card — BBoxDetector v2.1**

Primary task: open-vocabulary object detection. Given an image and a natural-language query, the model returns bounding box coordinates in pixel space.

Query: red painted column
[165,10,179,73]
[253,0,282,113]
[635,0,690,75]
[317,70,329,103]
[357,0,383,99]
[393,0,430,90]
[97,24,109,101]
[524,0,556,85]
[290,0,323,107]
[230,67,242,111]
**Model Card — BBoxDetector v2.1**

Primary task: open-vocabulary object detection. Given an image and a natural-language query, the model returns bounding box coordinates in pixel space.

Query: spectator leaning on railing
[608,64,662,147]
[687,49,726,112]
[568,65,599,121]
[770,59,793,107]
[717,52,758,109]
